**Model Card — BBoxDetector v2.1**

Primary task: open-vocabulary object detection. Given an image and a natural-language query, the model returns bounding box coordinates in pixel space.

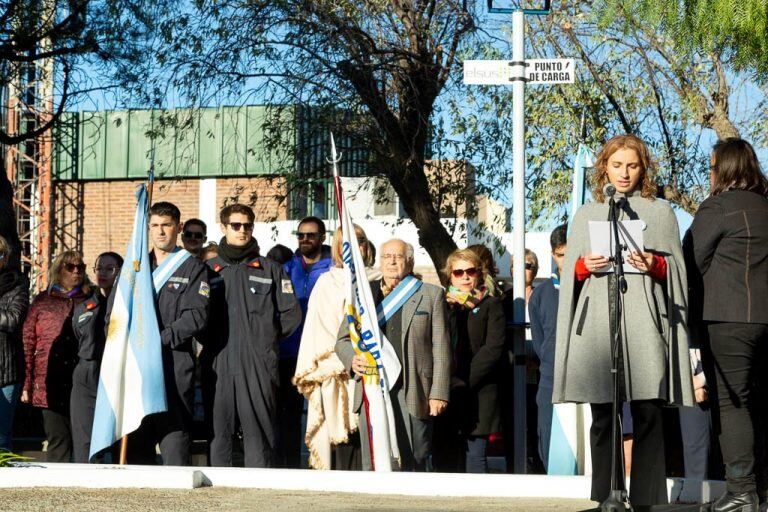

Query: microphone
[603,183,617,198]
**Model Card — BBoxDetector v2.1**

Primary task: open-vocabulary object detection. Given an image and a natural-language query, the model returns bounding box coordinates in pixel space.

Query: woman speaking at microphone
[553,134,694,508]
[684,138,768,512]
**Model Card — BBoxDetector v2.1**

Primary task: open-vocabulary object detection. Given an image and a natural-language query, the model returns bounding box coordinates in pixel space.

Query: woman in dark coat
[70,251,122,463]
[684,138,768,512]
[22,250,89,462]
[434,248,505,473]
[0,235,29,451]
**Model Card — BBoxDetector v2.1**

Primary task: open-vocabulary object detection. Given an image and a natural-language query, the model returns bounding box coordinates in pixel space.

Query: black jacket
[449,295,506,436]
[684,189,768,325]
[0,270,29,387]
[72,292,107,361]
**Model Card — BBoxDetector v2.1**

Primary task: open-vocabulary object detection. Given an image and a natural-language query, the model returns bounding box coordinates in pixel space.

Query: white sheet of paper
[588,220,646,274]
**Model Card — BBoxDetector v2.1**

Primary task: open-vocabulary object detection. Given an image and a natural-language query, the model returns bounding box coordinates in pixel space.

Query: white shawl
[293,266,382,469]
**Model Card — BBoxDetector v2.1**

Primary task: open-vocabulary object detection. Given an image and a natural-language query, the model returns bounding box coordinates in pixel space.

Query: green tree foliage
[600,0,768,80]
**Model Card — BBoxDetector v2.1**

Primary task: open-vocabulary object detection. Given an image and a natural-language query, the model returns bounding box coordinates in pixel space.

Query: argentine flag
[89,184,167,459]
[548,142,594,475]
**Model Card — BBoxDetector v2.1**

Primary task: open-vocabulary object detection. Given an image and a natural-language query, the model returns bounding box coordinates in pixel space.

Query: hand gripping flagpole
[328,134,401,471]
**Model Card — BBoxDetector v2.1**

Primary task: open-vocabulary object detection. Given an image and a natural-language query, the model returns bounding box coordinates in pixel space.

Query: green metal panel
[52,112,78,180]
[198,108,221,176]
[174,109,199,177]
[127,110,153,178]
[220,106,246,176]
[52,104,375,181]
[78,111,107,180]
[105,111,129,179]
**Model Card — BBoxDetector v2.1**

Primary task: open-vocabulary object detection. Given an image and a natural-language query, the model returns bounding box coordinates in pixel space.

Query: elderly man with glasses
[204,203,301,468]
[335,238,451,471]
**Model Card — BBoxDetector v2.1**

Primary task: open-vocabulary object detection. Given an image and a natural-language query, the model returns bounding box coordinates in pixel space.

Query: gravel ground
[1,488,596,511]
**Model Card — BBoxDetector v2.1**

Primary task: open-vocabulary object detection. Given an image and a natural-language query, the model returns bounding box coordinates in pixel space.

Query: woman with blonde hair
[553,134,693,507]
[435,248,505,473]
[293,224,378,470]
[22,250,90,462]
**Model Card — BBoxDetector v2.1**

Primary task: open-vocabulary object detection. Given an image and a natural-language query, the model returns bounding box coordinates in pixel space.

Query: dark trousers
[70,360,99,463]
[332,431,362,471]
[42,408,72,462]
[679,405,712,480]
[536,385,554,471]
[276,357,304,468]
[466,436,488,473]
[210,373,274,468]
[590,400,667,506]
[126,405,192,466]
[707,321,768,495]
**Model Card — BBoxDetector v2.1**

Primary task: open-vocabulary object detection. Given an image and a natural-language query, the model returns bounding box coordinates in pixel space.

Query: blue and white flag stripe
[376,275,422,327]
[89,184,167,459]
[152,248,191,290]
[547,143,595,476]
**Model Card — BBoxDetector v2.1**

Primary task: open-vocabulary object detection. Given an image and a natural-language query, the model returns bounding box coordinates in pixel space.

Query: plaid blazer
[335,280,451,420]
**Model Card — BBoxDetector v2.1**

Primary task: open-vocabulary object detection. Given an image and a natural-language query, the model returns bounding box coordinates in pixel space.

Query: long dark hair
[711,138,768,197]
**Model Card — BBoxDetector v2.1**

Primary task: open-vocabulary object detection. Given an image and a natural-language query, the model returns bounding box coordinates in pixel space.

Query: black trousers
[70,360,99,463]
[42,408,72,463]
[210,373,275,468]
[276,357,303,468]
[126,402,192,466]
[590,400,668,506]
[707,321,768,495]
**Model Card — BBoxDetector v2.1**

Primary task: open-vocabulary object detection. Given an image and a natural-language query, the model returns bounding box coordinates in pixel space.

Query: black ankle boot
[712,491,759,512]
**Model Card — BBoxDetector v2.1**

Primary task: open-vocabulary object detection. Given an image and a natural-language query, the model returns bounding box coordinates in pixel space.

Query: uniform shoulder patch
[199,281,210,298]
[281,279,294,294]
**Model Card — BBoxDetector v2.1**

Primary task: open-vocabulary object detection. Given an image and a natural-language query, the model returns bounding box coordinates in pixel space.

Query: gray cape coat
[553,194,694,406]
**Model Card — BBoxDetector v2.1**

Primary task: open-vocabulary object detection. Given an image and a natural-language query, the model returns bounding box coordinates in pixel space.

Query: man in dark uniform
[125,201,210,466]
[205,203,301,468]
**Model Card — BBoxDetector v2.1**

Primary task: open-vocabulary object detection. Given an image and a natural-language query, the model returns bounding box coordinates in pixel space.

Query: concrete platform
[0,463,205,489]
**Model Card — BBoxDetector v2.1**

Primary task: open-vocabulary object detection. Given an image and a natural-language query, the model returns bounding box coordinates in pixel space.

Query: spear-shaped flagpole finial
[328,133,344,221]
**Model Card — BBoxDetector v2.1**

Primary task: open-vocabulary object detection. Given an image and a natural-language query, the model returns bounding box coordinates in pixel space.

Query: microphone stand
[600,194,631,512]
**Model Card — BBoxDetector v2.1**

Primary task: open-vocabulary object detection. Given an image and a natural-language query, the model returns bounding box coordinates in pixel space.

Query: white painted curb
[0,463,204,489]
[0,462,727,504]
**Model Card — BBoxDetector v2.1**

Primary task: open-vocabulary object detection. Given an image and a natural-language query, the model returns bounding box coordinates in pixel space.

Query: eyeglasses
[93,266,119,276]
[451,267,478,278]
[381,254,406,262]
[227,222,254,232]
[296,232,320,240]
[183,231,205,240]
[64,262,86,273]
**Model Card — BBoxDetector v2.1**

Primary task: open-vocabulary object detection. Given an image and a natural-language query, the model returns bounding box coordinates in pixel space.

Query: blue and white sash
[152,248,192,291]
[375,275,422,328]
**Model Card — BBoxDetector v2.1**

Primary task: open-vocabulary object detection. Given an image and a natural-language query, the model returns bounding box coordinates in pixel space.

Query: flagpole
[117,133,157,466]
[327,133,379,468]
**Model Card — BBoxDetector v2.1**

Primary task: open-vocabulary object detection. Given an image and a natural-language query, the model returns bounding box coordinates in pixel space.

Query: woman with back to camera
[22,251,90,462]
[70,251,123,463]
[684,138,768,512]
[553,134,694,508]
[293,224,378,470]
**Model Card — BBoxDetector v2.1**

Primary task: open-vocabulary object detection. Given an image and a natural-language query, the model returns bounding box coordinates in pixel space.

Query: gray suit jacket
[335,279,451,420]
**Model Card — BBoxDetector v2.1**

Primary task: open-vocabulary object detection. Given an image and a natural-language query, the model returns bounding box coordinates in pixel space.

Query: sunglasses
[514,262,537,270]
[296,232,320,240]
[227,222,254,232]
[64,262,86,273]
[183,231,205,240]
[451,267,478,278]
